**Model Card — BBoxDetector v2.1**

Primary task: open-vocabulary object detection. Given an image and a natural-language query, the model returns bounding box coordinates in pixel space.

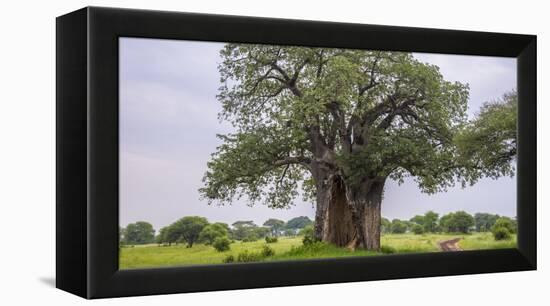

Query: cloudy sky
[119,37,517,231]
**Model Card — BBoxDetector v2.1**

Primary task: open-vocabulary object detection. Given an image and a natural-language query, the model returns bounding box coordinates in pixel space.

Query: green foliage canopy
[455,91,517,185]
[170,216,209,247]
[213,236,231,252]
[422,211,439,233]
[123,221,155,245]
[492,217,517,234]
[263,218,286,236]
[390,219,408,234]
[199,222,230,245]
[286,216,313,229]
[440,211,474,233]
[381,218,392,234]
[201,45,470,207]
[474,213,500,232]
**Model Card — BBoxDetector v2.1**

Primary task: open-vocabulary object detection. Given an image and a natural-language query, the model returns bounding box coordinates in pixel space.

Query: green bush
[412,224,424,235]
[265,236,278,243]
[199,223,229,245]
[391,220,407,234]
[492,226,512,240]
[380,245,396,254]
[223,254,235,263]
[261,245,275,257]
[236,250,264,262]
[213,237,231,252]
[492,217,516,234]
[242,235,259,242]
[285,241,326,256]
[301,225,316,245]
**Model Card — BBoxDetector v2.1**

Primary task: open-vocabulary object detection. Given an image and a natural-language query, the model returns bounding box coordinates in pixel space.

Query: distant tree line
[120,216,313,249]
[381,211,517,239]
[120,211,516,247]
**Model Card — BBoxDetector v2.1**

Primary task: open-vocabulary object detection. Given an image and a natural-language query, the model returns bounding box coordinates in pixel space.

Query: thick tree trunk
[364,182,383,250]
[314,174,384,251]
[325,179,356,246]
[343,179,385,251]
[313,176,331,241]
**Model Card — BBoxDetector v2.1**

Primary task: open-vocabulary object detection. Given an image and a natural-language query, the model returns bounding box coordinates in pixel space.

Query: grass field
[119,232,516,269]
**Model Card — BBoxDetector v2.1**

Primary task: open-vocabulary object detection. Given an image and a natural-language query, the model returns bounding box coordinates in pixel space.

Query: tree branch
[273,156,312,170]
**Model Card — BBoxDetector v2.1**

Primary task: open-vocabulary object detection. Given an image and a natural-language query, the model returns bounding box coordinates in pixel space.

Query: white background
[0,0,546,305]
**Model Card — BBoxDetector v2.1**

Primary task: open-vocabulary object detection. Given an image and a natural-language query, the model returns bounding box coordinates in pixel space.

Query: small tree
[410,215,425,226]
[230,220,258,241]
[263,218,286,237]
[474,213,500,232]
[286,216,313,230]
[492,227,511,240]
[300,224,315,245]
[390,219,407,234]
[423,211,439,233]
[199,223,229,245]
[171,216,209,247]
[156,226,169,245]
[381,218,391,234]
[213,236,231,252]
[283,228,296,237]
[492,217,516,234]
[164,224,182,245]
[261,245,275,257]
[123,221,155,245]
[265,236,278,243]
[412,224,424,235]
[440,211,474,233]
[253,226,271,239]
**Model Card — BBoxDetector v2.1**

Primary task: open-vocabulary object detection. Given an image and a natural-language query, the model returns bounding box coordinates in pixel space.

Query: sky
[119,37,517,231]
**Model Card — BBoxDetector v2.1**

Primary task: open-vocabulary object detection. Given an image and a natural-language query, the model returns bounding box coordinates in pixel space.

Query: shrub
[223,254,235,263]
[300,224,314,236]
[492,217,516,234]
[303,235,316,246]
[199,223,229,245]
[440,211,474,233]
[380,245,396,254]
[301,225,316,245]
[492,226,512,240]
[236,250,264,263]
[412,224,424,235]
[213,237,231,252]
[261,245,275,257]
[242,235,259,242]
[286,241,326,257]
[390,220,407,234]
[265,236,278,243]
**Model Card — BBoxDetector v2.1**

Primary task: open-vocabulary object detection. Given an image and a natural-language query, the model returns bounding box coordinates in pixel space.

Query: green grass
[120,237,300,269]
[458,232,517,250]
[120,232,516,269]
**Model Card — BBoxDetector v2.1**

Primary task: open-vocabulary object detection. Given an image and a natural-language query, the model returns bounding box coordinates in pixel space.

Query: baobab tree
[200,44,511,250]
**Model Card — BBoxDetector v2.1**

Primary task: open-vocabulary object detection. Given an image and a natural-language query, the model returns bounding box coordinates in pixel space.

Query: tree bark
[325,178,356,246]
[343,179,385,251]
[313,174,332,241]
[364,181,383,250]
[314,174,384,251]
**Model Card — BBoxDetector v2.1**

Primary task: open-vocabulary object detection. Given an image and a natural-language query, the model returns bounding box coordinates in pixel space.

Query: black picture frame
[56,6,537,299]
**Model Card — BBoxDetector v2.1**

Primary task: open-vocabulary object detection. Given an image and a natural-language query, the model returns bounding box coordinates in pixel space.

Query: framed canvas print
[56,6,537,299]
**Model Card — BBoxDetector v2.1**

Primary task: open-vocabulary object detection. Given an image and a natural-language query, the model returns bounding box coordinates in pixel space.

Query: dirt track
[438,238,462,251]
